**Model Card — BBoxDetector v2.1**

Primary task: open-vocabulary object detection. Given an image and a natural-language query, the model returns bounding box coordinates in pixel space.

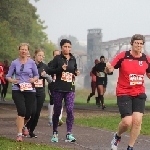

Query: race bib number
[97,72,105,77]
[129,74,144,85]
[61,72,73,82]
[19,82,33,91]
[34,79,43,87]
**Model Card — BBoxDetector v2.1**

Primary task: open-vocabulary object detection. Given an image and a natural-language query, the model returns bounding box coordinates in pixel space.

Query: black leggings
[12,90,36,120]
[26,92,45,132]
[1,80,9,98]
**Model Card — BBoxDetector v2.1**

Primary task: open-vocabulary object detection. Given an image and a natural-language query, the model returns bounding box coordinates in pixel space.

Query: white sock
[48,103,54,122]
[59,106,63,120]
[17,133,22,136]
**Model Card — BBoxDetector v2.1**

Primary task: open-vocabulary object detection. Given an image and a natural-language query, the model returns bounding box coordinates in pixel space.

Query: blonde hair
[33,49,44,59]
[18,43,30,50]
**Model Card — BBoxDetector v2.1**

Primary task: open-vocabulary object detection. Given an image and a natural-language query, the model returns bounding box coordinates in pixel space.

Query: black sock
[115,134,121,139]
[127,145,133,149]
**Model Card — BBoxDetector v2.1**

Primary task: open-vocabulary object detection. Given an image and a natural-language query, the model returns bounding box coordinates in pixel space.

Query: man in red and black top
[106,34,150,150]
[1,60,9,101]
[87,59,99,103]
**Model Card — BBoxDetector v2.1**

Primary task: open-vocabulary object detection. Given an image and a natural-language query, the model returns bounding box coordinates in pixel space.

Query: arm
[47,57,63,75]
[43,74,52,83]
[106,51,126,73]
[6,61,16,83]
[146,56,150,79]
[32,61,39,82]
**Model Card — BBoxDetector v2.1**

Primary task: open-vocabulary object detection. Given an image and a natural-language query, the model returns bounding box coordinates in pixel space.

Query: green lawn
[74,114,150,136]
[0,137,64,150]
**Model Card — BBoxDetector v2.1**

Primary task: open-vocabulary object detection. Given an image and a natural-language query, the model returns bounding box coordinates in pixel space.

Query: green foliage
[0,0,55,63]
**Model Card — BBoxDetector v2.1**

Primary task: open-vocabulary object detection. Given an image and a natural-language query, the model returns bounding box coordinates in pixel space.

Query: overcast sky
[30,0,150,44]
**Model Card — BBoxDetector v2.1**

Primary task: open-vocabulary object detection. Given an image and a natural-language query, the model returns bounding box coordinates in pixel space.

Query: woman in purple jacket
[6,43,39,142]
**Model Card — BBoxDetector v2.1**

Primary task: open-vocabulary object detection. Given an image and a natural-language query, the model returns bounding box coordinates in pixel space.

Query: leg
[29,93,45,133]
[1,83,4,100]
[111,95,133,149]
[3,80,9,99]
[53,91,64,132]
[128,93,146,148]
[48,90,54,125]
[65,92,75,133]
[97,84,104,107]
[12,91,26,135]
[87,82,96,103]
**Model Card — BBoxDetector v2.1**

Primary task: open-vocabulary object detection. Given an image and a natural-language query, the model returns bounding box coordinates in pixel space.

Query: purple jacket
[6,58,39,92]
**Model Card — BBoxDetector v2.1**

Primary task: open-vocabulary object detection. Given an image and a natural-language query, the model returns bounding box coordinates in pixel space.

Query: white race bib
[61,72,73,82]
[97,72,105,77]
[129,74,144,85]
[34,79,43,87]
[19,82,33,91]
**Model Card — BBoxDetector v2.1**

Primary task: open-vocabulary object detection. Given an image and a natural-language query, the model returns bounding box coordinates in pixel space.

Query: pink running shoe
[22,128,29,136]
[16,136,23,142]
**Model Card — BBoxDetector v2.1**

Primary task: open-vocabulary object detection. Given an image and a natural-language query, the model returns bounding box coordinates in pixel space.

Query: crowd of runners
[0,34,149,150]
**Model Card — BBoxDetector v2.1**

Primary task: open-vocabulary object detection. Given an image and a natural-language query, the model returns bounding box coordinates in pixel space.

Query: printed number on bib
[97,72,105,77]
[129,74,144,85]
[61,72,72,82]
[19,82,33,91]
[34,79,43,87]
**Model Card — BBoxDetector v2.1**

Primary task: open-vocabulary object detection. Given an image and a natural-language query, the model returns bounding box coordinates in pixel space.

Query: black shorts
[117,93,146,118]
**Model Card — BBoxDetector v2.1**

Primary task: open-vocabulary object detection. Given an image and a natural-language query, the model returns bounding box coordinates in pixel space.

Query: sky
[30,0,150,44]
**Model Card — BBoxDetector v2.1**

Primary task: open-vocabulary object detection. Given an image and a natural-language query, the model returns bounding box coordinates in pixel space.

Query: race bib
[19,82,33,91]
[129,74,144,85]
[97,72,105,77]
[61,72,73,82]
[34,79,43,87]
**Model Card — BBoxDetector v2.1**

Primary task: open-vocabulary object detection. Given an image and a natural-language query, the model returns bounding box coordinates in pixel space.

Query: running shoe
[65,133,76,142]
[58,120,64,126]
[102,105,106,110]
[51,131,58,142]
[16,135,23,142]
[48,122,53,126]
[87,96,90,103]
[22,127,29,137]
[111,133,121,150]
[29,132,37,138]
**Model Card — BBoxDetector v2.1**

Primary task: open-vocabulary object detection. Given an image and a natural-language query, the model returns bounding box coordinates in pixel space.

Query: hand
[106,61,111,68]
[105,58,108,63]
[28,78,35,83]
[12,78,19,84]
[75,70,80,76]
[41,69,46,76]
[62,63,67,70]
[96,72,100,76]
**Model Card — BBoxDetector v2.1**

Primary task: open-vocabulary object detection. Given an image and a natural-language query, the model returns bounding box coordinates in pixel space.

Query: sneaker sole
[65,139,76,143]
[51,140,58,142]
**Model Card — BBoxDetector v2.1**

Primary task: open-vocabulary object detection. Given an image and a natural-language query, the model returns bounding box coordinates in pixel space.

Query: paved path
[0,103,150,150]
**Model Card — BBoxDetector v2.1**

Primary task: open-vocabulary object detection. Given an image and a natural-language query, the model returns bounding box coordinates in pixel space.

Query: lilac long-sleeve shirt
[6,58,39,92]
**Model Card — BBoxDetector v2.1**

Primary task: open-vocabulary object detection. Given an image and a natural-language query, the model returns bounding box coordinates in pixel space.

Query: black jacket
[48,52,78,92]
[35,61,49,95]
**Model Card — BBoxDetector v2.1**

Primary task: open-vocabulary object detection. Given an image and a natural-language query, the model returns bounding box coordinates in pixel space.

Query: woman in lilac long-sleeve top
[6,43,39,142]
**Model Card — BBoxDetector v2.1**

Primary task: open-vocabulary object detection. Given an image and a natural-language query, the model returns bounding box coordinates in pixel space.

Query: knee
[121,119,132,128]
[132,118,142,127]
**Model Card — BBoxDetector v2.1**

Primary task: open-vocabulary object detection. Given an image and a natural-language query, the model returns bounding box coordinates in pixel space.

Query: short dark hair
[60,39,71,48]
[100,55,105,59]
[131,34,145,44]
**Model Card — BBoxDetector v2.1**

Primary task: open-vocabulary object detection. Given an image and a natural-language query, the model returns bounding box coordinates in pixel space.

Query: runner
[92,56,107,109]
[25,49,52,138]
[50,39,80,143]
[0,62,5,100]
[48,50,64,127]
[105,34,150,150]
[1,59,9,101]
[87,59,99,103]
[6,43,39,142]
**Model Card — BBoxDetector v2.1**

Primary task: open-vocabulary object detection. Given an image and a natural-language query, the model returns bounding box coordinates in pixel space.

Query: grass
[74,113,150,135]
[0,137,64,150]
